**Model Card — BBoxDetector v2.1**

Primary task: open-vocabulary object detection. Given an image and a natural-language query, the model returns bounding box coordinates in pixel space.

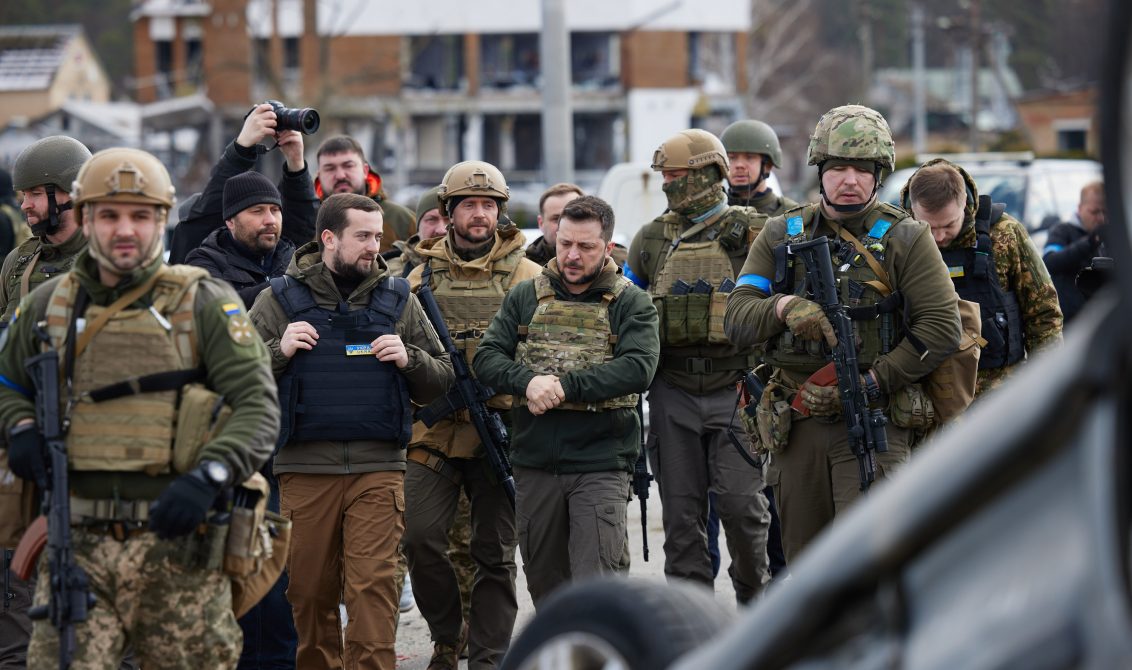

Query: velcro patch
[345,344,372,356]
[227,314,256,346]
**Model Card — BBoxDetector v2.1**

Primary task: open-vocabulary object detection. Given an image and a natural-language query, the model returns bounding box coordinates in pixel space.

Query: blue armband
[622,263,648,289]
[736,273,772,293]
[1043,244,1064,255]
[0,374,31,397]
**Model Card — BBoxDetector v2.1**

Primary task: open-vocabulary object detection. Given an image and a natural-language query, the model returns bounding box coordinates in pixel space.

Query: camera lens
[272,103,321,135]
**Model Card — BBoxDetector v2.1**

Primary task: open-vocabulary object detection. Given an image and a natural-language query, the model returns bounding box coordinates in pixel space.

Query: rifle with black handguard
[414,262,516,507]
[25,323,93,669]
[632,398,652,561]
[788,237,888,491]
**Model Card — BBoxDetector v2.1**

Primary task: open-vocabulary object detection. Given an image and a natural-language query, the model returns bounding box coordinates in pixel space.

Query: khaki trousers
[279,471,404,670]
[514,467,630,608]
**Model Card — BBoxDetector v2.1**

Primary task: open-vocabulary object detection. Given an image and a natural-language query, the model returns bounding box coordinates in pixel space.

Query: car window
[970,172,1027,222]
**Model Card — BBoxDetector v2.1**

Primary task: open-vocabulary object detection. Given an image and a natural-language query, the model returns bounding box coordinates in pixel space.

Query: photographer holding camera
[169,101,319,265]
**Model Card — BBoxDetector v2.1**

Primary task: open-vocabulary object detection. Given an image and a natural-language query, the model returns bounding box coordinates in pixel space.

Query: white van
[597,162,783,249]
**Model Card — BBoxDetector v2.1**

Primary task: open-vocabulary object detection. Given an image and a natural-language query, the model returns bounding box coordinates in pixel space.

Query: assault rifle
[25,324,92,669]
[788,237,888,491]
[632,398,652,561]
[414,263,516,507]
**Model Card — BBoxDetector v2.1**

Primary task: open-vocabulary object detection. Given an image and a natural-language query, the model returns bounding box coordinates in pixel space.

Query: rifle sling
[84,368,204,403]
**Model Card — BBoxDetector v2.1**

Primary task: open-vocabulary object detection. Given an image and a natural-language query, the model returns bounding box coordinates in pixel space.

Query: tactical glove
[781,298,838,348]
[148,467,222,539]
[8,423,47,488]
[799,381,842,416]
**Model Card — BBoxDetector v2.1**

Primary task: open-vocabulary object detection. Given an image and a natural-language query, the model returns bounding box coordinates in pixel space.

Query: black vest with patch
[271,275,413,446]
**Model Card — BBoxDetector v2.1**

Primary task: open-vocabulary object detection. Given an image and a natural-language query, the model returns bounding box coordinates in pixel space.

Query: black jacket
[168,140,318,264]
[1043,220,1099,322]
[185,227,295,308]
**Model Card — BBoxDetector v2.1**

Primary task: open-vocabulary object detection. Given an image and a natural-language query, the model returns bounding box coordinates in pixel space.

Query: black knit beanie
[223,171,281,220]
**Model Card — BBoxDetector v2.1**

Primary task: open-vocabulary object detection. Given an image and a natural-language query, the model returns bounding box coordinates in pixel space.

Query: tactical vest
[44,266,207,473]
[649,207,764,346]
[515,274,638,412]
[3,238,82,325]
[425,250,524,409]
[941,197,1024,369]
[765,202,909,376]
[270,275,412,446]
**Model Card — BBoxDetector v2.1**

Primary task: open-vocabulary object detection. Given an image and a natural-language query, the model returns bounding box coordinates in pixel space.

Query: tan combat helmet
[651,129,729,175]
[807,104,895,174]
[437,161,509,214]
[71,147,176,222]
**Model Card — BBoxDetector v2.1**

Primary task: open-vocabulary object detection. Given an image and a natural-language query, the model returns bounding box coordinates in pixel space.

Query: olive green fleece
[0,249,279,497]
[723,200,962,393]
[472,259,659,474]
[247,241,454,474]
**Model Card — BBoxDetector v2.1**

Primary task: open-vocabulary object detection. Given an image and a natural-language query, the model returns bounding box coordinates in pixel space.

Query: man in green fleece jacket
[247,193,453,670]
[474,195,659,607]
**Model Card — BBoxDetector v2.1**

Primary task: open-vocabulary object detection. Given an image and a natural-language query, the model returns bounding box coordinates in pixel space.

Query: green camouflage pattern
[0,229,88,326]
[720,120,784,167]
[660,164,727,217]
[807,104,895,170]
[651,129,729,174]
[28,530,240,669]
[515,274,638,410]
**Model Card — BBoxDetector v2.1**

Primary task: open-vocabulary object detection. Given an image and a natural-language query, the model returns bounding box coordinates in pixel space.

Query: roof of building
[0,24,84,93]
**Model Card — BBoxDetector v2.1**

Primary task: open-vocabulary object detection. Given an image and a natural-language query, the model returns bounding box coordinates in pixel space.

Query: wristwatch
[199,460,231,488]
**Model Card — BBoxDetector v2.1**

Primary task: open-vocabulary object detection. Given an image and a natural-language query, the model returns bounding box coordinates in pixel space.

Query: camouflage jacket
[943,212,1063,395]
[0,227,87,326]
[473,258,659,474]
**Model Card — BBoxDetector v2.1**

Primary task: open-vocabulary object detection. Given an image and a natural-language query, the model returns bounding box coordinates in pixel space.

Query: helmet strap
[33,184,66,238]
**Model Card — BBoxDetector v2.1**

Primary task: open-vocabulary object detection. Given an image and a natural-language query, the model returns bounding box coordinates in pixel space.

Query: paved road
[391,491,740,669]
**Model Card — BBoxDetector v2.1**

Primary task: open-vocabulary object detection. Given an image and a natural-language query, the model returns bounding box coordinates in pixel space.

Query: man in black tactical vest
[248,193,452,670]
[625,129,772,604]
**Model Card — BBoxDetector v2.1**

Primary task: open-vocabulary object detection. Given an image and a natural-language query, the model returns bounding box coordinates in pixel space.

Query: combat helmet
[437,161,509,215]
[12,136,92,237]
[71,147,176,221]
[651,129,729,175]
[721,120,784,168]
[807,104,895,173]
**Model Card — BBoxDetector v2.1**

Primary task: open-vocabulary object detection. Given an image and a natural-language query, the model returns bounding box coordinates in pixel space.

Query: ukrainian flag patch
[948,266,965,278]
[222,303,241,316]
[345,344,372,356]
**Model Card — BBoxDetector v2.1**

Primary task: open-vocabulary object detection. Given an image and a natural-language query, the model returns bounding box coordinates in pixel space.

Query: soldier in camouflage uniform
[404,161,541,669]
[474,195,659,607]
[720,120,799,217]
[0,148,280,669]
[724,105,962,560]
[0,135,92,669]
[625,129,772,603]
[902,159,1063,396]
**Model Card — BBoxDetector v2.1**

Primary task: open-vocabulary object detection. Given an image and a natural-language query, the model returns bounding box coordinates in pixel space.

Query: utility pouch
[755,381,794,455]
[173,384,232,474]
[657,294,711,347]
[888,382,936,430]
[224,472,292,618]
[707,291,731,344]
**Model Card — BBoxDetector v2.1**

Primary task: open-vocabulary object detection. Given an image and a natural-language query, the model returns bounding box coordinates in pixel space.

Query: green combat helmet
[11,135,92,237]
[651,129,729,175]
[721,120,784,168]
[807,104,895,174]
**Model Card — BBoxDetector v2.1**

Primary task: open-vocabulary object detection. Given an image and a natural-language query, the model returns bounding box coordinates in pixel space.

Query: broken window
[481,34,539,89]
[571,32,619,89]
[406,35,464,90]
[574,113,619,170]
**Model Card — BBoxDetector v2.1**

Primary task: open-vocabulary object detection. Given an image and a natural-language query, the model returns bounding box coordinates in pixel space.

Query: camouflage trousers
[448,489,474,623]
[27,529,240,670]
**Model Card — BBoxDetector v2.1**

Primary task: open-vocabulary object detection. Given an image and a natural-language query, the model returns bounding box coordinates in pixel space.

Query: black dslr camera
[264,99,320,135]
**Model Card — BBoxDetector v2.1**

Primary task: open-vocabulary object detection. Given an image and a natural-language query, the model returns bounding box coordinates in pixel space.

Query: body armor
[649,208,761,346]
[941,199,1024,369]
[44,266,206,473]
[765,203,908,375]
[270,275,412,446]
[515,274,638,412]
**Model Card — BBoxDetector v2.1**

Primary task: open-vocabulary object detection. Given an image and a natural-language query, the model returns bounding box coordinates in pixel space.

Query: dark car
[499,2,1131,667]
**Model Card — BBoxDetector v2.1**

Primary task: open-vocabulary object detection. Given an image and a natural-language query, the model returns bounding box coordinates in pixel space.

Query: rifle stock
[414,263,516,508]
[25,329,93,669]
[787,237,888,491]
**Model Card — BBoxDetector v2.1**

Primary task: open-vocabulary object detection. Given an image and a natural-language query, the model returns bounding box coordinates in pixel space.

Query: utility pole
[540,0,574,184]
[968,0,980,151]
[911,3,927,156]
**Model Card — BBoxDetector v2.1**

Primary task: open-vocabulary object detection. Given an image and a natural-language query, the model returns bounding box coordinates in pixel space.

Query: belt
[660,353,757,375]
[407,446,464,484]
[70,497,151,524]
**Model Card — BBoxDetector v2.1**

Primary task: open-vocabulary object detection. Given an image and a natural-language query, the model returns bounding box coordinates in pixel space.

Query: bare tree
[744,0,840,120]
